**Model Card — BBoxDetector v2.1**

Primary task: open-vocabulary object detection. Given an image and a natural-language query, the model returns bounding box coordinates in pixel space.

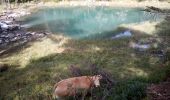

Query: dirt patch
[0,63,9,72]
[147,78,170,100]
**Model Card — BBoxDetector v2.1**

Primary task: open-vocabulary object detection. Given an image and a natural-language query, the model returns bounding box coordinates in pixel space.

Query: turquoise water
[21,7,162,39]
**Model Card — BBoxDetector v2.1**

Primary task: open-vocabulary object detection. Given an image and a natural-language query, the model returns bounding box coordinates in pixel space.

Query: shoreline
[42,1,170,8]
[1,1,170,18]
[0,1,169,47]
[1,1,169,11]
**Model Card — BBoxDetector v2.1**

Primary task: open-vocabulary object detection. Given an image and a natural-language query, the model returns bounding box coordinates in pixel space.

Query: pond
[21,7,163,39]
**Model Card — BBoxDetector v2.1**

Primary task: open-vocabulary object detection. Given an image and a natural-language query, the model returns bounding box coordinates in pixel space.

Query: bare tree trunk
[15,0,18,8]
[5,0,11,9]
[8,0,10,9]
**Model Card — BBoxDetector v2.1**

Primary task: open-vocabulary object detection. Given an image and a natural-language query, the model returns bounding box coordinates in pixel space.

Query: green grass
[0,20,170,99]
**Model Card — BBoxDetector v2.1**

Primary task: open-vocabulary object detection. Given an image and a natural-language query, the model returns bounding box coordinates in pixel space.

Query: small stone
[8,33,15,38]
[3,20,13,24]
[4,39,9,43]
[26,32,31,35]
[0,39,2,44]
[30,32,35,35]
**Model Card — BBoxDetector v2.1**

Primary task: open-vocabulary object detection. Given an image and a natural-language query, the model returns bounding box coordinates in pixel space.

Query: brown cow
[53,75,102,99]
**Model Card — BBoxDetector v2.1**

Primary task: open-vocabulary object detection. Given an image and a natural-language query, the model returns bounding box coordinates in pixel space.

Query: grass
[0,20,170,99]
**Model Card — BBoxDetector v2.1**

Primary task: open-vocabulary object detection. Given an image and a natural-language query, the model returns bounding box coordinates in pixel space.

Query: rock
[10,37,18,42]
[4,39,9,43]
[30,32,35,35]
[0,34,7,37]
[111,30,132,39]
[150,50,165,56]
[36,33,45,37]
[0,64,9,72]
[7,33,15,39]
[0,22,9,29]
[19,11,30,16]
[8,13,19,18]
[3,20,13,24]
[44,32,51,35]
[0,21,20,31]
[9,24,20,30]
[0,11,48,46]
[0,25,2,33]
[130,42,151,51]
[0,39,2,44]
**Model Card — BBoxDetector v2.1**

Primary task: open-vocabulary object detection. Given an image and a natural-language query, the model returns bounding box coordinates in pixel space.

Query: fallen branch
[144,6,170,15]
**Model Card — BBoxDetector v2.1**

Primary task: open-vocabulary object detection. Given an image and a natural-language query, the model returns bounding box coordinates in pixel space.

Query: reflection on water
[21,7,163,39]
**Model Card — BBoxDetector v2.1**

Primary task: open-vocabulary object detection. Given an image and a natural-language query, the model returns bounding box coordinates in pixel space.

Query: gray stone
[0,39,2,44]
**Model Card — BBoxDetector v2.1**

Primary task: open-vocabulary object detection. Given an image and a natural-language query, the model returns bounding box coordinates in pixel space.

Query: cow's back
[54,76,93,97]
[74,76,92,89]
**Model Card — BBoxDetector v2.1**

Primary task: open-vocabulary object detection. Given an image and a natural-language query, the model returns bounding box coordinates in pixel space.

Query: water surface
[21,7,162,39]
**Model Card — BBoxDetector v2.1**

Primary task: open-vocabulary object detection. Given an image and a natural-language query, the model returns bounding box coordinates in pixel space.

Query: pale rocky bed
[0,9,50,48]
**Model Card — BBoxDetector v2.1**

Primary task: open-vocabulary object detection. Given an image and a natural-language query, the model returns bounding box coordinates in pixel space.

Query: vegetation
[0,23,170,99]
[0,0,170,99]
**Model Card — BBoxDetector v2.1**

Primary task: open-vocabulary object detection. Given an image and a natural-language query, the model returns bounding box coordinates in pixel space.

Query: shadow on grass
[1,44,169,99]
[83,26,151,40]
[0,38,44,58]
[0,16,170,100]
[0,41,31,57]
[154,17,170,48]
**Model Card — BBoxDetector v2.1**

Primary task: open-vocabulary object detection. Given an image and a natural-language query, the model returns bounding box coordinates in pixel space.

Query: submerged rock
[111,30,132,39]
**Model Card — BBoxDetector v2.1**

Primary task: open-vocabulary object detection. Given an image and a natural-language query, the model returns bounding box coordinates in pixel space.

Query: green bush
[113,81,147,100]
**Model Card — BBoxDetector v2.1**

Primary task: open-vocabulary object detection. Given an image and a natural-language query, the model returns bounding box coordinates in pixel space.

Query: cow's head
[92,75,102,87]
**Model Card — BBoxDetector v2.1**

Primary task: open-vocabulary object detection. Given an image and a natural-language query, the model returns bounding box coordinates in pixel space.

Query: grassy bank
[0,25,170,99]
[0,3,170,99]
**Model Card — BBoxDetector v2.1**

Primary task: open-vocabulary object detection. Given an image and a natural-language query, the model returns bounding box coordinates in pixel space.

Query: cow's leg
[54,96,65,100]
[53,89,60,100]
[81,90,87,100]
[90,88,93,98]
[53,94,60,100]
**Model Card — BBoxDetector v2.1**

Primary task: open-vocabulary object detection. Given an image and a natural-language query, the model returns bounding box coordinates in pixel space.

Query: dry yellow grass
[120,21,159,35]
[0,34,69,68]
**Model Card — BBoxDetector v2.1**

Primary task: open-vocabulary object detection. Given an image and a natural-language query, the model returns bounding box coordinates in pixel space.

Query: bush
[113,81,147,100]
